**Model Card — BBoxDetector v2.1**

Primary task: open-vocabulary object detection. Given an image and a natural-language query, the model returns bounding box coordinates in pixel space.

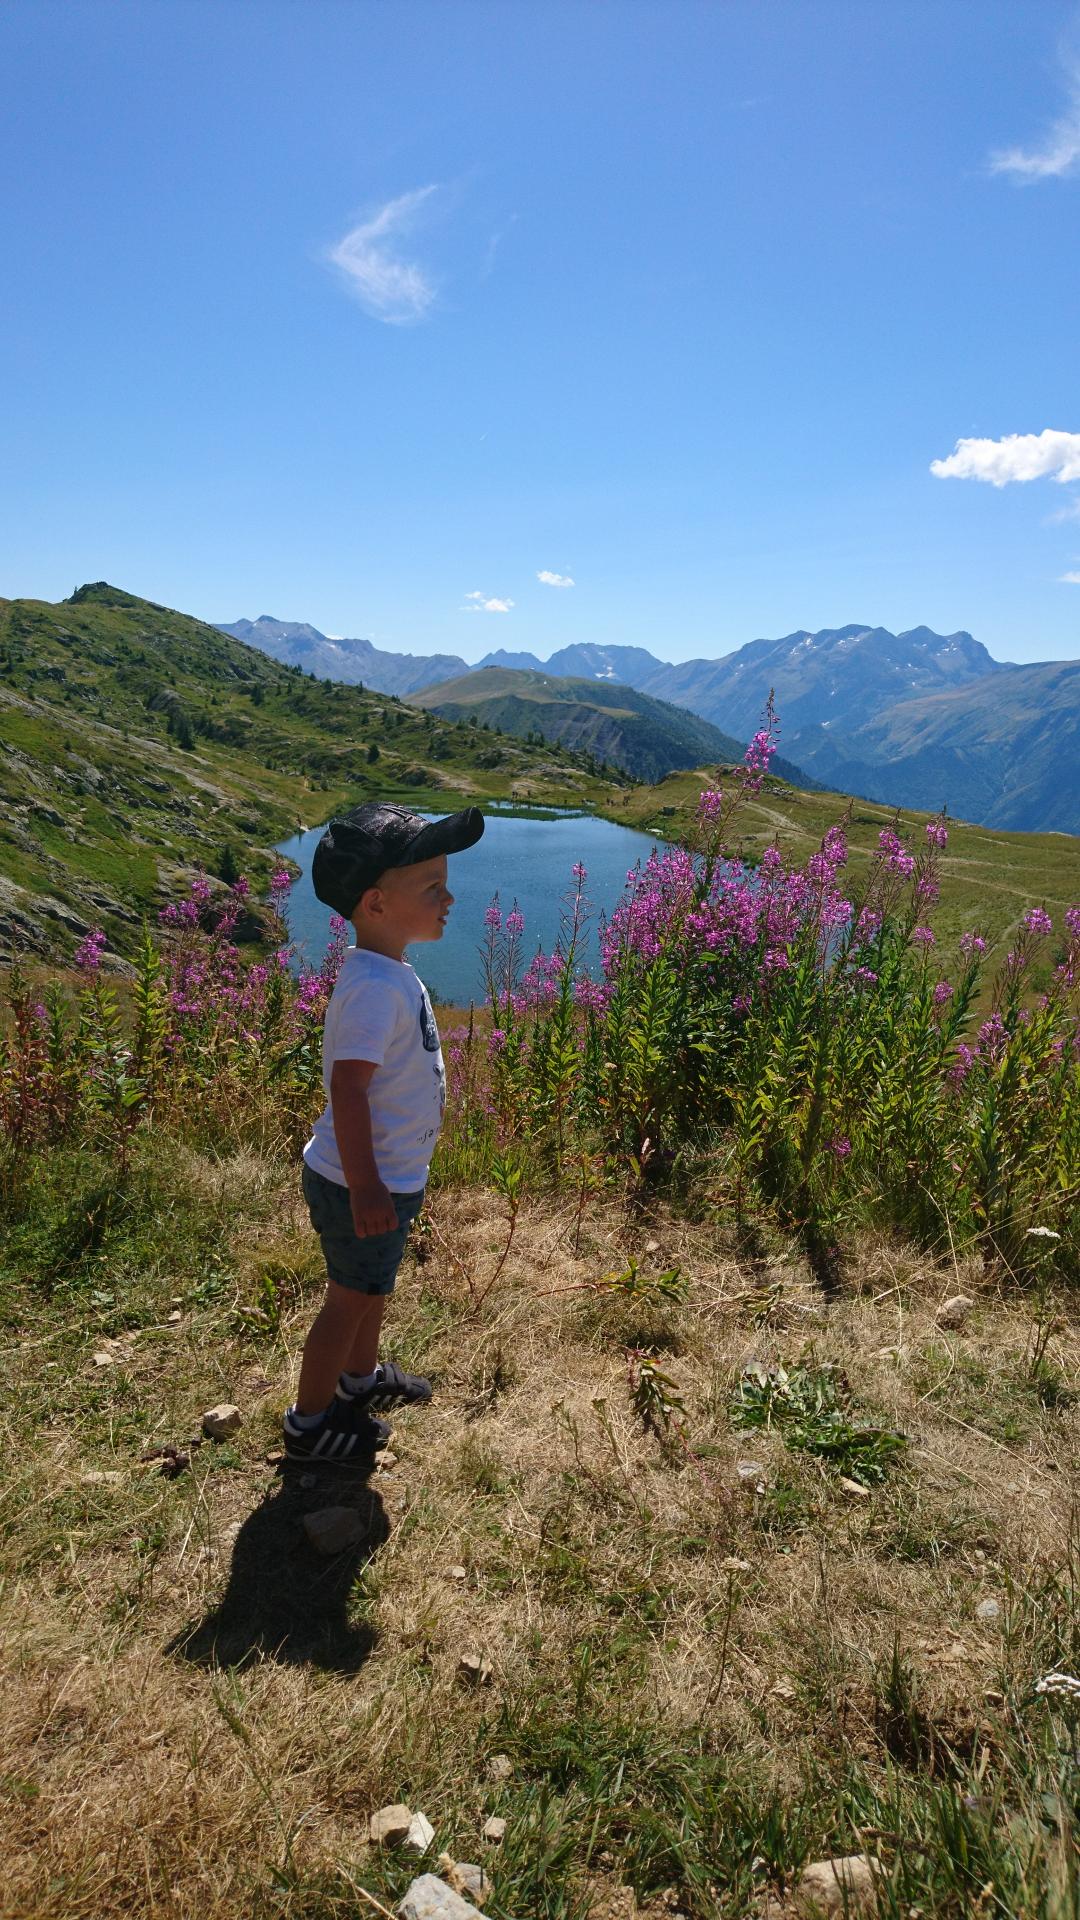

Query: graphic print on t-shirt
[418,992,440,1052]
[418,989,446,1120]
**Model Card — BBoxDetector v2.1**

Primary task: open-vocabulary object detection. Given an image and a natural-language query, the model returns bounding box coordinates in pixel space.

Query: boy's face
[354,854,454,951]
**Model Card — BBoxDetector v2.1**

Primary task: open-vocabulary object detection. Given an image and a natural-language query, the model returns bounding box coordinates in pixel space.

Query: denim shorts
[301,1163,425,1296]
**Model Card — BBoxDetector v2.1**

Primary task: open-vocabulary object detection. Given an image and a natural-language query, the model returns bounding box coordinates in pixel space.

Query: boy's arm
[330,1059,398,1237]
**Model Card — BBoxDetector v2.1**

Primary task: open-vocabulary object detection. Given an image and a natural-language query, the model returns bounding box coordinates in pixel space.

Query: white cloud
[463,591,514,613]
[930,429,1080,487]
[327,186,439,324]
[537,570,575,588]
[1060,570,1080,584]
[989,58,1080,181]
[1049,497,1080,523]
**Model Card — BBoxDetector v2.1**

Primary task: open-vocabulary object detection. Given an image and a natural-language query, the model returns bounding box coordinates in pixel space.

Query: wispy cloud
[930,429,1080,486]
[463,590,513,613]
[327,187,439,324]
[989,52,1080,181]
[1049,496,1080,523]
[1060,570,1080,584]
[537,570,575,588]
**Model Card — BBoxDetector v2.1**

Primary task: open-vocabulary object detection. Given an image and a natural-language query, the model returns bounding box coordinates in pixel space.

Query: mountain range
[220,615,1080,833]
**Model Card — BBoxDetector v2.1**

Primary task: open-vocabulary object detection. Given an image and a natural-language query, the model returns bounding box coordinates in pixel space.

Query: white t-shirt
[303,948,445,1192]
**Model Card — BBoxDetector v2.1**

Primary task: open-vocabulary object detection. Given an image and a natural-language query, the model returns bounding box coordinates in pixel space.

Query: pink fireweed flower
[696,787,724,822]
[978,1011,1007,1060]
[822,825,848,866]
[959,932,986,958]
[744,728,776,776]
[1066,907,1080,940]
[912,927,935,947]
[925,820,949,850]
[827,1136,852,1159]
[933,980,953,1005]
[269,866,292,901]
[484,904,502,930]
[574,977,611,1012]
[74,928,107,972]
[1022,907,1053,937]
[505,907,524,937]
[571,863,587,884]
[950,1042,976,1084]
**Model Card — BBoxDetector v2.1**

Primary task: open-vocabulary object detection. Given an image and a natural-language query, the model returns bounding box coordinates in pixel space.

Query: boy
[283,801,485,1463]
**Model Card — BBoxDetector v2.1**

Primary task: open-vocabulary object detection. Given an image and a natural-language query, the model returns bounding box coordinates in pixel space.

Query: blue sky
[3,0,1080,667]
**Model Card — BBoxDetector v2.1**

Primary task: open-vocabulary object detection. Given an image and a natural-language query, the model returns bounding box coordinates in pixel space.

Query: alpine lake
[276,804,665,1008]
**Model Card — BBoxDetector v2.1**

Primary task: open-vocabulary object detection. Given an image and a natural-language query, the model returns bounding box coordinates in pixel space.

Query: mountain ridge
[219,612,1080,833]
[408,666,815,787]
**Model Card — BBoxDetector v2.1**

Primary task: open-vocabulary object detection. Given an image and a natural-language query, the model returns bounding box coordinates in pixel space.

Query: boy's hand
[350,1180,398,1238]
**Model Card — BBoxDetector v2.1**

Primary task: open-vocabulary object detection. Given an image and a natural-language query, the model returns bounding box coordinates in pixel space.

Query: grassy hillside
[602,763,1080,959]
[0,585,622,961]
[410,666,775,784]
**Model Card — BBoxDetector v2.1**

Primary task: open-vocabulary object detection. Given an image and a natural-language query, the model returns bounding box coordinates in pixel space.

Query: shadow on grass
[167,1467,389,1673]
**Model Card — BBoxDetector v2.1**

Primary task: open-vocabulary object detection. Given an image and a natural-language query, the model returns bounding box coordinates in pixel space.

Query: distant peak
[65,581,141,608]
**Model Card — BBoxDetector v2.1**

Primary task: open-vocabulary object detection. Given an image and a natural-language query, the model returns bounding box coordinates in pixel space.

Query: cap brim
[404,806,485,865]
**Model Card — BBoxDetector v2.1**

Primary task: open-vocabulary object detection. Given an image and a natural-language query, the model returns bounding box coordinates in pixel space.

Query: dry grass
[1,1152,1078,1919]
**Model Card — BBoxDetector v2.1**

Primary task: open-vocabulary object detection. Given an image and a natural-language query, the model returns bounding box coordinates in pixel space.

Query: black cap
[311,803,485,917]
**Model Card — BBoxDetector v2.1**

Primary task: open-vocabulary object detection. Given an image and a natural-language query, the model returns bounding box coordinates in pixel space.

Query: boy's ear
[353,883,382,921]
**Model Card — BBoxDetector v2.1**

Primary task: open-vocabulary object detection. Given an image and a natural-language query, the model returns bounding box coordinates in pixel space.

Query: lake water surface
[276,809,664,1006]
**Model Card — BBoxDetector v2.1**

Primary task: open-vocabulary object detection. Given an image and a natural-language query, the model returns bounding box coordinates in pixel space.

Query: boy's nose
[443,888,454,906]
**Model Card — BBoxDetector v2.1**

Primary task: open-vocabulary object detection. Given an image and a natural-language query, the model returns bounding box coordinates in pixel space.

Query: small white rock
[458,1652,493,1687]
[721,1556,752,1573]
[92,1351,115,1368]
[399,1874,487,1920]
[486,1752,512,1782]
[736,1459,766,1488]
[936,1294,974,1331]
[449,1565,468,1584]
[407,1810,437,1853]
[481,1816,506,1845]
[80,1469,123,1487]
[975,1597,1002,1625]
[795,1854,883,1914]
[302,1506,367,1555]
[202,1403,242,1440]
[376,1448,399,1471]
[369,1802,413,1846]
[839,1476,871,1499]
[166,1309,182,1325]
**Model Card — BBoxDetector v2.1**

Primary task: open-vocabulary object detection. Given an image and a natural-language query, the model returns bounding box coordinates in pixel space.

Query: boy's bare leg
[295,1285,386,1415]
[342,1295,386,1378]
